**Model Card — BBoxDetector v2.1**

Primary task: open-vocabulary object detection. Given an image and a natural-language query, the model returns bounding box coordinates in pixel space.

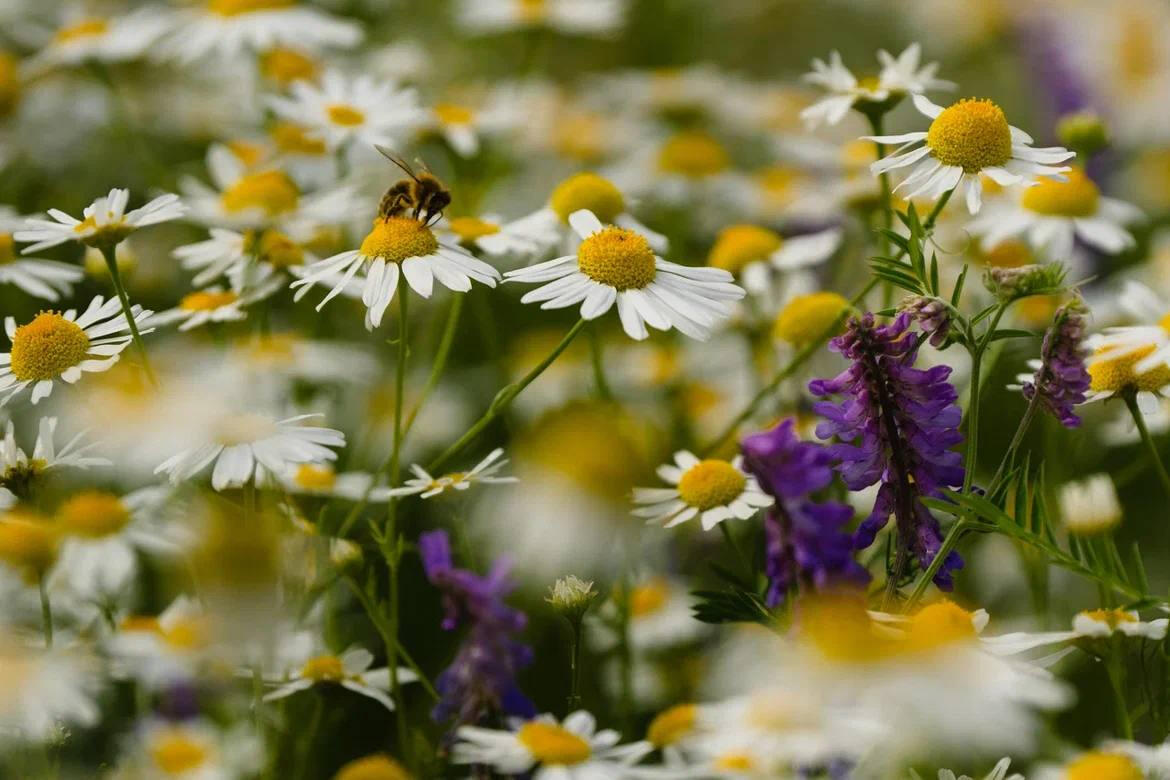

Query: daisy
[164,0,361,64]
[262,645,416,713]
[155,412,345,491]
[706,223,842,296]
[590,577,710,652]
[1057,474,1122,535]
[436,212,562,264]
[968,169,1144,259]
[267,71,423,154]
[504,210,744,341]
[453,710,652,778]
[1083,326,1170,411]
[116,718,261,779]
[150,276,284,332]
[981,608,1169,656]
[801,44,954,128]
[105,595,215,687]
[280,463,393,502]
[26,8,173,72]
[937,757,1023,780]
[0,640,101,741]
[454,0,627,37]
[632,450,772,530]
[0,417,109,501]
[0,207,83,301]
[1032,750,1147,780]
[867,94,1075,214]
[173,227,314,287]
[386,448,517,499]
[0,296,154,405]
[14,188,186,252]
[290,214,501,330]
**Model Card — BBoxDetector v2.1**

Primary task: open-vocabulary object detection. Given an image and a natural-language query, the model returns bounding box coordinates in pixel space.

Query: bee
[374,144,452,226]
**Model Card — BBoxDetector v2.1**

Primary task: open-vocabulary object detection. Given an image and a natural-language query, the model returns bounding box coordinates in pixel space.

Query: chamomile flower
[868,95,1075,214]
[0,417,109,499]
[27,8,173,72]
[154,412,345,491]
[968,169,1144,259]
[173,227,315,287]
[150,276,284,332]
[590,577,710,652]
[267,71,423,154]
[290,214,501,330]
[14,188,186,252]
[981,608,1169,656]
[453,710,652,778]
[105,595,215,686]
[0,297,154,406]
[1058,474,1122,535]
[262,645,416,713]
[165,0,361,64]
[0,639,101,741]
[706,223,842,296]
[387,448,517,499]
[936,757,1023,780]
[632,450,771,530]
[505,210,744,341]
[801,44,954,128]
[0,207,82,301]
[1032,750,1146,780]
[117,718,261,779]
[280,463,393,502]
[1083,324,1170,410]
[454,0,627,38]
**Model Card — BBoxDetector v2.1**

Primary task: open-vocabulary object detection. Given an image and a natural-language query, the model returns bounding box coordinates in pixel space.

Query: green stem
[1107,638,1134,739]
[566,619,583,713]
[963,304,1008,493]
[882,543,909,611]
[427,317,588,474]
[988,393,1040,492]
[341,575,438,701]
[587,324,613,401]
[99,245,158,387]
[1123,390,1170,500]
[904,519,968,611]
[292,692,324,780]
[38,578,52,649]
[718,521,751,577]
[385,275,410,762]
[616,578,633,729]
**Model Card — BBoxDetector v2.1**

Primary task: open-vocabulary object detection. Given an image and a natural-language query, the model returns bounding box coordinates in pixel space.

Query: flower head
[15,189,185,252]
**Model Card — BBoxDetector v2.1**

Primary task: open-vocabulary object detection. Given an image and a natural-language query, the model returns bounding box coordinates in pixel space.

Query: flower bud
[899,295,951,347]
[1057,112,1109,157]
[546,575,597,623]
[982,263,1067,303]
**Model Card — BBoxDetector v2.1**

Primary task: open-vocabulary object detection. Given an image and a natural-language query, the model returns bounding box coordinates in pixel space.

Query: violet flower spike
[1019,299,1090,428]
[808,312,966,590]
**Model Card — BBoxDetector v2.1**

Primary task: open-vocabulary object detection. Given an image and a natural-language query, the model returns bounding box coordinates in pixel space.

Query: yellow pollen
[756,165,801,205]
[708,224,781,274]
[1020,168,1100,217]
[981,240,1032,268]
[549,173,626,224]
[713,753,755,771]
[8,311,90,382]
[1089,345,1170,393]
[1065,751,1142,780]
[213,413,277,446]
[801,592,891,663]
[517,0,547,22]
[516,722,591,765]
[120,615,163,634]
[647,703,696,747]
[221,170,300,216]
[676,459,745,510]
[301,654,346,682]
[333,754,413,780]
[907,601,977,650]
[773,292,849,345]
[150,730,210,774]
[657,131,730,178]
[256,230,305,268]
[208,0,295,16]
[926,98,1013,173]
[294,463,337,491]
[270,121,327,156]
[576,227,656,290]
[260,47,318,85]
[434,102,474,125]
[227,140,267,168]
[1079,608,1138,630]
[552,114,605,163]
[0,511,59,584]
[360,217,439,263]
[0,233,15,264]
[327,103,365,127]
[0,52,19,118]
[162,617,208,650]
[56,491,131,538]
[629,578,670,617]
[448,216,500,243]
[179,290,239,311]
[53,18,108,43]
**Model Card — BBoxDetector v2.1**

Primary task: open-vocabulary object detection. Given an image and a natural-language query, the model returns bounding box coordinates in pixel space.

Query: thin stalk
[988,393,1040,492]
[882,544,909,611]
[292,693,324,780]
[587,324,613,401]
[963,304,1008,493]
[1107,638,1134,740]
[385,275,410,762]
[904,520,968,611]
[341,575,438,701]
[1123,390,1170,500]
[868,113,894,307]
[100,245,158,387]
[718,521,751,578]
[38,578,53,649]
[615,576,634,731]
[566,618,584,713]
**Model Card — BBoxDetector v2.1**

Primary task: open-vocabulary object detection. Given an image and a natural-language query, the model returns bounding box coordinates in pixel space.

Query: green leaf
[952,264,969,306]
[690,588,773,625]
[988,329,1038,342]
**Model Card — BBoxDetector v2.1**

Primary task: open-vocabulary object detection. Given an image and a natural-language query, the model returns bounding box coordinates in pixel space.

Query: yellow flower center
[713,753,755,771]
[926,98,1013,173]
[1020,168,1100,217]
[552,115,605,163]
[150,730,210,774]
[260,47,318,85]
[221,170,300,217]
[907,600,977,650]
[447,216,500,243]
[213,413,277,446]
[0,233,15,264]
[647,703,696,747]
[516,722,591,766]
[676,459,745,510]
[208,0,295,16]
[8,311,90,382]
[629,578,670,617]
[227,139,267,168]
[179,290,239,311]
[327,103,365,127]
[755,165,801,206]
[0,52,19,118]
[270,122,327,156]
[773,292,849,345]
[360,217,440,263]
[333,754,413,780]
[57,491,131,538]
[517,0,547,22]
[1089,345,1170,393]
[1066,751,1142,780]
[657,131,730,178]
[294,463,336,491]
[301,654,346,682]
[549,173,626,224]
[434,102,474,125]
[576,227,656,290]
[0,512,58,583]
[162,616,209,650]
[801,592,891,663]
[981,240,1032,268]
[708,224,781,274]
[1079,608,1138,630]
[255,230,305,268]
[53,18,108,43]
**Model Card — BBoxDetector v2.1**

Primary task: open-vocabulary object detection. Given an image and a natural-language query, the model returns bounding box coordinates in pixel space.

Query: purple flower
[419,530,534,730]
[1020,299,1090,428]
[808,313,965,590]
[742,419,869,606]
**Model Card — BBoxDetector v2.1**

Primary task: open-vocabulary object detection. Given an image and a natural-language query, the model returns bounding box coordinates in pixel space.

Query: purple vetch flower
[741,418,869,606]
[899,295,951,348]
[1016,299,1090,428]
[419,530,534,731]
[808,313,965,590]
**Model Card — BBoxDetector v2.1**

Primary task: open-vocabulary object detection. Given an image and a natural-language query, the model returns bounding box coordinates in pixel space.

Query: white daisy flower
[936,757,1023,780]
[26,8,173,72]
[14,188,186,252]
[280,463,393,502]
[436,212,562,264]
[173,227,316,287]
[1083,322,1170,409]
[632,450,772,530]
[1031,749,1147,780]
[0,417,109,498]
[589,577,710,652]
[387,448,517,499]
[117,718,261,779]
[0,208,82,302]
[0,639,101,741]
[106,595,215,687]
[155,412,345,491]
[150,275,284,332]
[290,214,501,331]
[1057,474,1122,535]
[968,169,1144,258]
[867,94,1075,214]
[262,645,416,713]
[453,710,652,778]
[706,223,842,296]
[267,70,423,154]
[223,332,377,386]
[0,296,154,405]
[801,44,954,128]
[982,607,1169,656]
[454,0,627,37]
[505,210,744,342]
[164,0,361,64]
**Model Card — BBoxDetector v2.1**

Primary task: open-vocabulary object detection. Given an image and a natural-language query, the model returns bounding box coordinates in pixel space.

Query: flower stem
[987,393,1040,492]
[99,244,158,388]
[587,323,612,401]
[1106,636,1134,739]
[566,617,584,713]
[38,578,52,649]
[963,304,1008,493]
[904,519,969,611]
[1123,390,1170,500]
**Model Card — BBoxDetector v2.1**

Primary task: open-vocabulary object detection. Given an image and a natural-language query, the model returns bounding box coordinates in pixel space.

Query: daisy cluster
[3,0,1170,778]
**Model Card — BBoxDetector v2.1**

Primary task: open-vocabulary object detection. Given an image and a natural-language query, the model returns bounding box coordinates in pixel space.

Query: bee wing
[374,144,418,179]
